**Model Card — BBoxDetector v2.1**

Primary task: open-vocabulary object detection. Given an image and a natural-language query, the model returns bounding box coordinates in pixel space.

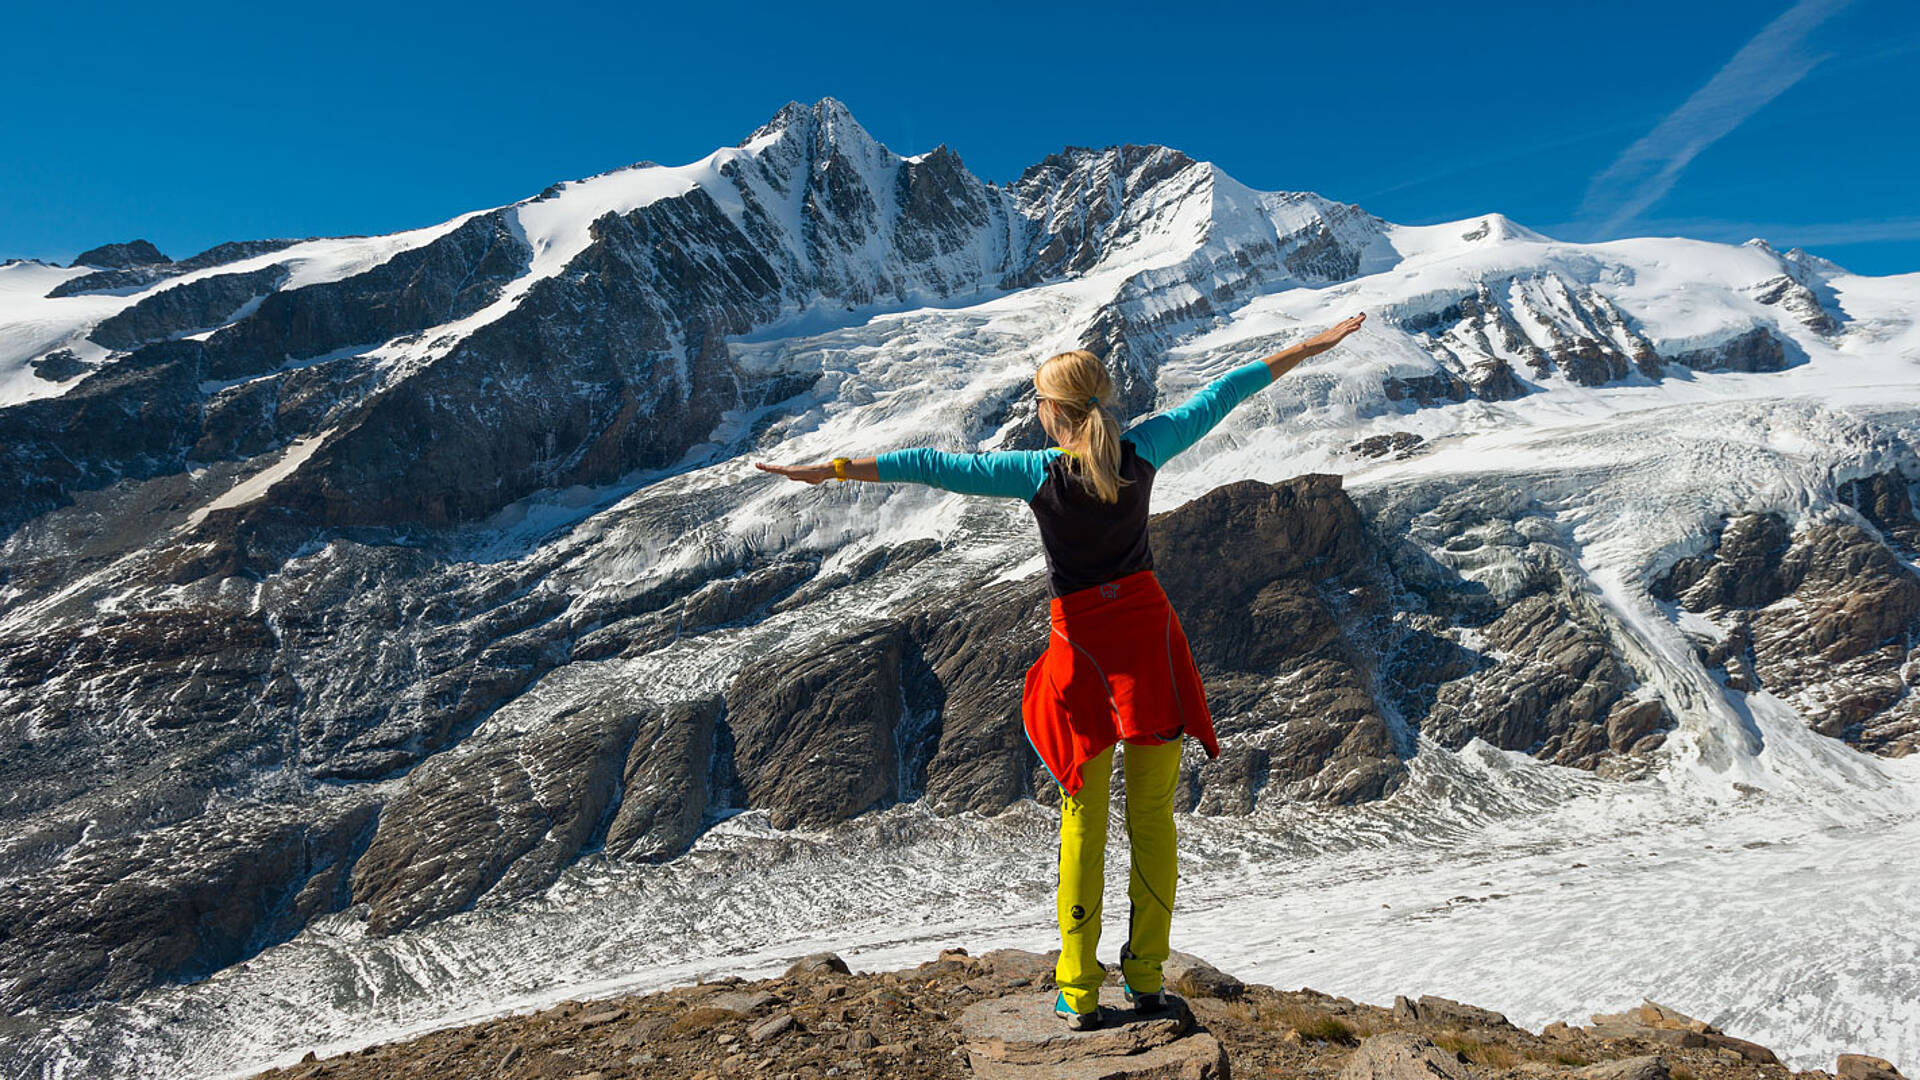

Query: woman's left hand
[755,461,836,484]
[1307,312,1366,350]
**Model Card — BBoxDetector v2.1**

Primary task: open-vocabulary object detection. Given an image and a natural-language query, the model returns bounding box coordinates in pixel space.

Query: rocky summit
[240,947,1903,1080]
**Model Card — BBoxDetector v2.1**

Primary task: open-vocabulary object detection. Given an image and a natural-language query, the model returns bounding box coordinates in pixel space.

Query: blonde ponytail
[1035,349,1130,504]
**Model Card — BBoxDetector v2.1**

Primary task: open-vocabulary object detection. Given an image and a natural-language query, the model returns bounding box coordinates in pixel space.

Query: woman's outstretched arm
[756,448,1053,500]
[1257,312,1366,380]
[1128,312,1366,469]
[755,456,880,485]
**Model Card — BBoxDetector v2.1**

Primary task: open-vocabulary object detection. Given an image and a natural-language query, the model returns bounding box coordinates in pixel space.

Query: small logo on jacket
[1098,582,1120,599]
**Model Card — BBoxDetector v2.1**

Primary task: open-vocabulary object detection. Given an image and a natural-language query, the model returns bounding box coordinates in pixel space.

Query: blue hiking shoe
[1054,990,1101,1030]
[1119,942,1171,1014]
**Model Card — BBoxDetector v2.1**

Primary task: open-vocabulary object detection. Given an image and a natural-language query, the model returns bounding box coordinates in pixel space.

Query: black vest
[1028,439,1157,598]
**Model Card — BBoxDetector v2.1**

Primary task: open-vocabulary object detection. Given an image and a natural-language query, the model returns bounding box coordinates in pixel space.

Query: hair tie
[1085,394,1099,407]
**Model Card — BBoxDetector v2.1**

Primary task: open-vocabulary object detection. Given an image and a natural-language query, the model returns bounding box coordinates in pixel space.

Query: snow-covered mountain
[2,97,1916,1079]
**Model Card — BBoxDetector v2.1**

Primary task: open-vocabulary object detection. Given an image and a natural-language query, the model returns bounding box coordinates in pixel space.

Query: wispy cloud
[1348,118,1650,203]
[1578,0,1852,238]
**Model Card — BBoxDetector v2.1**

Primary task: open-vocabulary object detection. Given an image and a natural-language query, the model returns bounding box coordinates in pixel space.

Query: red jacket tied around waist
[1021,569,1220,795]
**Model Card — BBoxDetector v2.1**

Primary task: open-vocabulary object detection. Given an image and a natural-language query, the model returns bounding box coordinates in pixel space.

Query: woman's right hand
[754,461,836,484]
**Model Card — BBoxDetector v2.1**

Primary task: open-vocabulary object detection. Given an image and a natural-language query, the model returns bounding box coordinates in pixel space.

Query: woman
[756,311,1367,1029]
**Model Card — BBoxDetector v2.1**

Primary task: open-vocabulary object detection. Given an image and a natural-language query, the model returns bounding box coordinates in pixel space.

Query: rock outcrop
[0,800,378,1012]
[48,238,303,297]
[1655,510,1920,756]
[234,946,1896,1080]
[71,238,169,269]
[347,702,642,935]
[723,622,907,830]
[1667,326,1793,373]
[958,989,1226,1079]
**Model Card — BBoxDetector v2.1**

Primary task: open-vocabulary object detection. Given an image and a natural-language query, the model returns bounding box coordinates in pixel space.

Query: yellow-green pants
[1055,736,1181,1013]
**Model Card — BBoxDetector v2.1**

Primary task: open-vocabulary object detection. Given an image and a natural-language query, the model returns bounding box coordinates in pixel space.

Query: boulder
[1574,1054,1669,1080]
[961,987,1191,1060]
[981,948,1057,981]
[785,951,851,977]
[1704,1032,1779,1065]
[958,988,1227,1079]
[1617,999,1714,1033]
[1164,952,1245,1001]
[747,1012,794,1042]
[1338,1031,1474,1080]
[1837,1053,1905,1080]
[1393,994,1519,1032]
[706,989,779,1016]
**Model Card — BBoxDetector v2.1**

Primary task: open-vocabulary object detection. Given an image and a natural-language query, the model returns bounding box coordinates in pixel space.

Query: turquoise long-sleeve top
[874,358,1276,500]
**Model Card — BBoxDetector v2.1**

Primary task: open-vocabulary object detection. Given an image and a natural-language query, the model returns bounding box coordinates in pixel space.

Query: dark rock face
[894,145,1002,289]
[1658,512,1795,609]
[89,265,290,350]
[1655,512,1920,756]
[71,239,169,268]
[1351,432,1425,460]
[0,338,221,535]
[48,238,301,298]
[48,264,177,297]
[1398,275,1669,396]
[1424,590,1652,767]
[271,196,758,529]
[903,578,1052,816]
[1006,144,1199,288]
[198,211,528,383]
[29,348,88,381]
[0,800,377,1013]
[1667,327,1791,373]
[348,702,641,935]
[603,697,726,862]
[0,210,533,538]
[1284,221,1363,280]
[722,622,906,829]
[0,606,278,737]
[1840,470,1920,551]
[1749,273,1839,334]
[269,553,593,785]
[1383,368,1470,405]
[1152,476,1408,808]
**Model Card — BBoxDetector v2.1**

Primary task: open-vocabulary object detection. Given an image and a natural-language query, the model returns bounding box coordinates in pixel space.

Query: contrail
[1578,0,1852,238]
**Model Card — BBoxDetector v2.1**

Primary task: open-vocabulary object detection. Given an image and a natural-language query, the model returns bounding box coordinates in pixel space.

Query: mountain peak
[738,96,887,157]
[71,239,170,269]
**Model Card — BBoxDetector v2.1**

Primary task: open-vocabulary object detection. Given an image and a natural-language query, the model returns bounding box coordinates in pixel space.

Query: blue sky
[5,0,1917,274]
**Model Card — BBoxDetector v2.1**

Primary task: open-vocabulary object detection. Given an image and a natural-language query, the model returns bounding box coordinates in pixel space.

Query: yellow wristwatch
[832,457,851,481]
